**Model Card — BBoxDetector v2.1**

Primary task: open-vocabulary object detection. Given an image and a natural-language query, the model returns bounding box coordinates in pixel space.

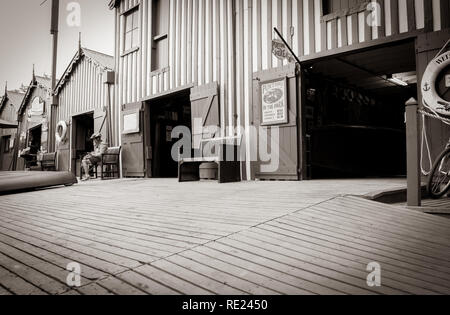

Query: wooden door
[121,102,146,177]
[190,82,220,149]
[252,64,300,180]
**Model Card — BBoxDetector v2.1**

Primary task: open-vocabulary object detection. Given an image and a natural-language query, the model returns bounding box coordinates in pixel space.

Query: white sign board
[123,112,140,134]
[30,97,44,115]
[261,79,288,125]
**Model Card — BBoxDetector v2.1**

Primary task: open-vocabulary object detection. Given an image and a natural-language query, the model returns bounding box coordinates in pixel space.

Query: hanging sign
[446,74,450,88]
[272,39,295,63]
[422,51,450,116]
[261,78,288,125]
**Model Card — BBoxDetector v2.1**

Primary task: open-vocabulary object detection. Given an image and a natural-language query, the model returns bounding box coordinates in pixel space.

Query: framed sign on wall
[122,111,140,134]
[260,78,288,126]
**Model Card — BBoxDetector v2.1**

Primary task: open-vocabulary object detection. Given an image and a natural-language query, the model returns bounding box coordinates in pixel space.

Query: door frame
[70,110,94,176]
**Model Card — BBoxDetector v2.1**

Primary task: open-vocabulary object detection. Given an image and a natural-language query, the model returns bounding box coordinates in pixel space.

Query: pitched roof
[55,47,114,95]
[18,75,52,117]
[0,89,25,116]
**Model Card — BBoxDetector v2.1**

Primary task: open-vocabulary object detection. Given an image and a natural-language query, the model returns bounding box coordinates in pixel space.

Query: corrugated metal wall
[114,0,447,178]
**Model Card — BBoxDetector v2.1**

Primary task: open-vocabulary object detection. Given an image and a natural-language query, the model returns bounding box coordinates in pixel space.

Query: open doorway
[147,90,191,178]
[71,113,94,176]
[28,125,42,155]
[303,40,417,179]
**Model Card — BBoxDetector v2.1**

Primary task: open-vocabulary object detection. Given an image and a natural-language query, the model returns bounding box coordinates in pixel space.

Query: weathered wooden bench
[41,152,58,171]
[178,137,241,184]
[80,146,121,180]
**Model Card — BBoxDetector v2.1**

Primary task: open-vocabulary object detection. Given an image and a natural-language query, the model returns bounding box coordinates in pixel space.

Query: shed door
[121,102,146,177]
[190,82,220,149]
[252,64,300,180]
[94,109,107,142]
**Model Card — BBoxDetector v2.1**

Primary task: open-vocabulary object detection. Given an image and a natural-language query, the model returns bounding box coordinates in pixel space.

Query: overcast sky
[0,0,114,92]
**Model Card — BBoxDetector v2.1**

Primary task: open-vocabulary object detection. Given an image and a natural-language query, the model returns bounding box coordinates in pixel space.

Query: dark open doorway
[147,90,192,178]
[303,40,417,179]
[71,113,94,176]
[28,125,42,155]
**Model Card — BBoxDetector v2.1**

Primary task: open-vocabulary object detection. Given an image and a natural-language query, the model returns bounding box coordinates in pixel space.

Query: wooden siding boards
[112,0,444,179]
[55,49,115,172]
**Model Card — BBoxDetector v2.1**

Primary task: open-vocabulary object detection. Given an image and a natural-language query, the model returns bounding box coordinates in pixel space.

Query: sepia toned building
[0,85,25,171]
[14,71,53,171]
[54,45,116,175]
[105,0,450,181]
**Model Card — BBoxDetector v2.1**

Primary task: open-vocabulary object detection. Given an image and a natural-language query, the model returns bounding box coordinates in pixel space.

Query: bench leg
[218,161,241,183]
[179,162,201,182]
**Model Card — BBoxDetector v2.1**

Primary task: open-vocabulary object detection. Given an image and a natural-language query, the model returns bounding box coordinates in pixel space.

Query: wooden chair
[80,146,121,180]
[101,146,121,180]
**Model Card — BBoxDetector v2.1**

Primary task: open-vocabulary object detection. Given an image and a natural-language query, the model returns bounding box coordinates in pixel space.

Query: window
[2,136,11,153]
[151,0,169,71]
[124,8,139,53]
[323,0,365,16]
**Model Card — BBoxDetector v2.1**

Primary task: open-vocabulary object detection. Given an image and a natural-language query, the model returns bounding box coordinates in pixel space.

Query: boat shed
[54,47,116,175]
[0,84,25,171]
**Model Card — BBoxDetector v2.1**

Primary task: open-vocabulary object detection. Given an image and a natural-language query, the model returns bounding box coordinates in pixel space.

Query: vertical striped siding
[56,56,117,146]
[114,0,445,179]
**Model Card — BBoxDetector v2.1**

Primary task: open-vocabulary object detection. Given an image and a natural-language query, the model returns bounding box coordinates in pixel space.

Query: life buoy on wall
[421,50,450,116]
[55,120,68,145]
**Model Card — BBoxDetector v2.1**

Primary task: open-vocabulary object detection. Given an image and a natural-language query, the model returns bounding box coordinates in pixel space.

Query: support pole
[405,98,421,207]
[49,0,59,153]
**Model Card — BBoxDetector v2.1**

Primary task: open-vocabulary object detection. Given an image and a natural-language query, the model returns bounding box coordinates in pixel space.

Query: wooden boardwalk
[0,178,449,295]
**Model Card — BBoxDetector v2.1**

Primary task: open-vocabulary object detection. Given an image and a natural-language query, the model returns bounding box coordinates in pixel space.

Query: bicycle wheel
[428,147,450,199]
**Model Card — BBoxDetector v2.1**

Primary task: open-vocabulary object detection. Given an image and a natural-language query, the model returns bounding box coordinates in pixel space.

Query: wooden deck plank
[270,219,450,276]
[77,283,114,295]
[1,178,449,295]
[166,254,278,295]
[0,232,106,281]
[0,220,144,268]
[0,225,127,275]
[150,259,246,295]
[328,198,450,237]
[193,245,342,295]
[300,206,450,256]
[258,223,450,287]
[0,285,12,295]
[96,276,147,295]
[215,238,378,295]
[0,210,167,261]
[0,241,89,291]
[133,264,213,295]
[248,226,450,287]
[225,234,428,295]
[238,229,450,294]
[0,265,47,295]
[178,250,317,295]
[116,270,181,295]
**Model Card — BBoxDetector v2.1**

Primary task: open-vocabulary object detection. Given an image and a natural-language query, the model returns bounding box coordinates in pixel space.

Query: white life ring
[421,50,450,116]
[55,120,68,144]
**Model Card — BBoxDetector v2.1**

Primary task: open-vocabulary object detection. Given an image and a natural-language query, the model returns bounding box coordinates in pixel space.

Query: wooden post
[405,98,421,207]
[49,0,59,153]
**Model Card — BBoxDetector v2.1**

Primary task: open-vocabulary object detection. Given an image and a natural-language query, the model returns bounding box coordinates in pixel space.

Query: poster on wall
[261,78,288,125]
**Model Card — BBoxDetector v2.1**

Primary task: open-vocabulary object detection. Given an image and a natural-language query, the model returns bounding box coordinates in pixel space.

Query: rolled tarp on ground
[0,172,78,194]
[0,119,18,129]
